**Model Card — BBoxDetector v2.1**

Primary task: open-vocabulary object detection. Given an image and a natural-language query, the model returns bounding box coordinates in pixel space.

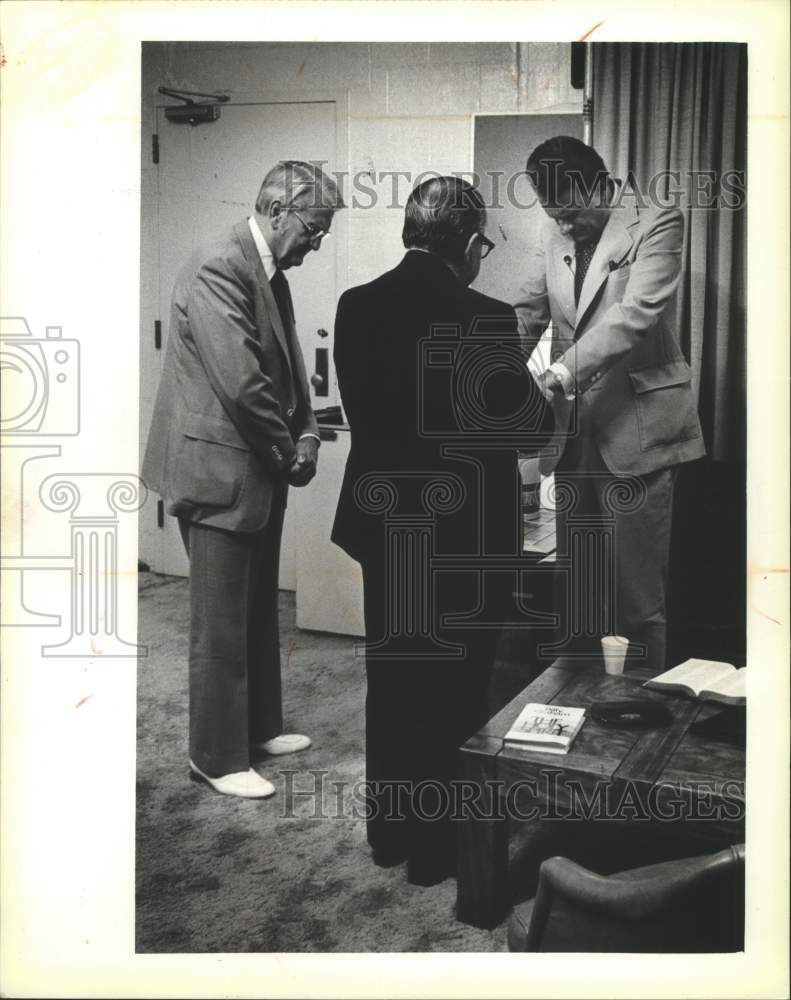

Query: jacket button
[551,350,563,362]
[287,407,295,417]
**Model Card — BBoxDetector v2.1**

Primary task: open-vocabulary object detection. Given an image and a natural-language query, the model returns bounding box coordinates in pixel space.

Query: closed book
[503,703,586,755]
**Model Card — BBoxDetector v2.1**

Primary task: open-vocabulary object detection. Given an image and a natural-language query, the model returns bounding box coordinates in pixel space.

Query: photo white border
[1,2,788,997]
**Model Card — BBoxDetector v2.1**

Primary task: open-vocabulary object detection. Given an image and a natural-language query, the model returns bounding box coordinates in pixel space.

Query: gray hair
[255,160,345,213]
[402,175,485,263]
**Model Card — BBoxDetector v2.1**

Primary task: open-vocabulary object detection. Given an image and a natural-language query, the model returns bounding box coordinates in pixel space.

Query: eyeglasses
[477,233,495,260]
[290,208,331,246]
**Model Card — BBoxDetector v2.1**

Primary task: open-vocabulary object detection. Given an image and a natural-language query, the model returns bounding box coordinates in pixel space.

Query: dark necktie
[269,269,300,392]
[574,242,598,306]
[269,268,291,331]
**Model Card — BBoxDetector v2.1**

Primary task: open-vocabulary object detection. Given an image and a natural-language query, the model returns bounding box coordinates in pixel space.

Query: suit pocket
[628,361,702,452]
[174,412,251,508]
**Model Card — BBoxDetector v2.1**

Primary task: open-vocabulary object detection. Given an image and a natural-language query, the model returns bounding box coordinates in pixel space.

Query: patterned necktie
[574,242,598,306]
[269,269,291,331]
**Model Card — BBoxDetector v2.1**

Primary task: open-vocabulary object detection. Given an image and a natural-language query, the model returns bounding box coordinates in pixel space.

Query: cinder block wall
[141,42,580,290]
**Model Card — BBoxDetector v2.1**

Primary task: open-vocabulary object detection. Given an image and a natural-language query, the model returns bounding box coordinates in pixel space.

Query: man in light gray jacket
[143,161,343,797]
[514,136,704,673]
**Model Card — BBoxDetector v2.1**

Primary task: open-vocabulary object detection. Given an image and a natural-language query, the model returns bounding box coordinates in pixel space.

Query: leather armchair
[507,843,745,952]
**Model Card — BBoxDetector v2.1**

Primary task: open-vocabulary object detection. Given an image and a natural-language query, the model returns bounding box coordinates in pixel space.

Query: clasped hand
[535,369,566,402]
[286,437,319,486]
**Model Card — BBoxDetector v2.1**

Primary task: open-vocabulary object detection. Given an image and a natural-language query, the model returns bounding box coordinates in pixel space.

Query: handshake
[286,436,319,486]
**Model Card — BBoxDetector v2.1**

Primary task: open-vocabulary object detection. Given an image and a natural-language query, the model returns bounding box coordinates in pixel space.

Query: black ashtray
[690,706,746,747]
[589,699,672,729]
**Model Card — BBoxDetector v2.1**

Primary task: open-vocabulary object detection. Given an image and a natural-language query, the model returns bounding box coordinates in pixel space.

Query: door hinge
[157,500,164,528]
[152,133,160,165]
[154,320,162,350]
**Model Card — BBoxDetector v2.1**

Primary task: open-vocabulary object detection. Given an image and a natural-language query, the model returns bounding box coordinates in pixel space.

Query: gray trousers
[179,500,285,777]
[553,431,678,675]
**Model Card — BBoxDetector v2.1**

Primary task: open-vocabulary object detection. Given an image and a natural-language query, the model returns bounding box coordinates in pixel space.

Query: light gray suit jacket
[514,203,705,476]
[142,220,318,532]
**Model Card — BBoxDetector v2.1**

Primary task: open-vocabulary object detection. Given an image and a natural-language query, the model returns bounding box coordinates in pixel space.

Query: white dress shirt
[248,215,277,280]
[248,216,319,446]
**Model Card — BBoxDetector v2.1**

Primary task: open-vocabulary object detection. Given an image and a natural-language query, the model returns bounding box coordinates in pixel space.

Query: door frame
[469,111,584,519]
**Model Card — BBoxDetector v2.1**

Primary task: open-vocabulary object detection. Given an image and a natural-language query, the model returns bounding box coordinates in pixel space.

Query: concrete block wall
[141,42,581,291]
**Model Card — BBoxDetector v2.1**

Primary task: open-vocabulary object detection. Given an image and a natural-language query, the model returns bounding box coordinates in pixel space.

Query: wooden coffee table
[456,657,746,929]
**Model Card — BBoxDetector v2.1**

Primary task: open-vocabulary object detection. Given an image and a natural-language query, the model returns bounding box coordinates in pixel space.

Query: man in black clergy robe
[332,176,550,885]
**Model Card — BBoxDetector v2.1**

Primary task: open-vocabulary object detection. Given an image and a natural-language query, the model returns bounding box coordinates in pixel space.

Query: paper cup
[601,635,629,675]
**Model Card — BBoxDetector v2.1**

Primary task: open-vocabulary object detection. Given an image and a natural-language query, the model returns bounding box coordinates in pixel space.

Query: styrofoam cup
[601,635,629,675]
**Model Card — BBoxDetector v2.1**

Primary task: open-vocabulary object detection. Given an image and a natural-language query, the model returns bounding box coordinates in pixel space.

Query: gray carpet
[136,572,536,953]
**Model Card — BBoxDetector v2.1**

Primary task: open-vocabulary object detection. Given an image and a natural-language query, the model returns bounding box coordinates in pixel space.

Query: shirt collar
[248,216,277,280]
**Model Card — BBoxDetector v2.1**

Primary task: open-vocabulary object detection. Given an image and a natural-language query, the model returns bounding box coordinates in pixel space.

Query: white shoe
[189,759,275,799]
[256,733,312,756]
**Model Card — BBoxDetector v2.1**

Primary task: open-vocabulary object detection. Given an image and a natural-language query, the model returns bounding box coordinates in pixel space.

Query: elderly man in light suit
[515,136,704,673]
[143,161,343,798]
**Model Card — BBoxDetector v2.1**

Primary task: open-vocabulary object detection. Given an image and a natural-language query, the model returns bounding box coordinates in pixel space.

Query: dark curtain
[593,42,746,461]
[593,43,747,663]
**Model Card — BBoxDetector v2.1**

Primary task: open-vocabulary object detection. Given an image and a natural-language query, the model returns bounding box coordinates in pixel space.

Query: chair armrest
[537,845,743,923]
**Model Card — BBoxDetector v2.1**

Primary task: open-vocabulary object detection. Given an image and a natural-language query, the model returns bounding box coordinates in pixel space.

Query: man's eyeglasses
[290,208,331,246]
[477,234,495,260]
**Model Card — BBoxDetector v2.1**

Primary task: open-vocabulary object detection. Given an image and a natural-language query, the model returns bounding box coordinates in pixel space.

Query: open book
[643,659,745,706]
[503,703,586,755]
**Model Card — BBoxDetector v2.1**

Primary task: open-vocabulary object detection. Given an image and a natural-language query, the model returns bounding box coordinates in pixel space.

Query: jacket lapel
[549,236,578,329]
[232,221,292,374]
[575,206,637,330]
